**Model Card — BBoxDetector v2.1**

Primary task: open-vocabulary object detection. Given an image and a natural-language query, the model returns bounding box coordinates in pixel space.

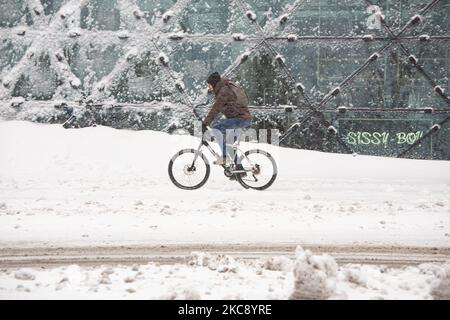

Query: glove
[202,123,208,133]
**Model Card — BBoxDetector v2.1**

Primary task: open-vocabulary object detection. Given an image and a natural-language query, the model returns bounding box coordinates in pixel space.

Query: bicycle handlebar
[192,102,209,123]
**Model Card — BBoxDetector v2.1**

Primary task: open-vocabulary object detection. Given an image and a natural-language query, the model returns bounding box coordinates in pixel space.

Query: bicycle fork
[189,140,220,169]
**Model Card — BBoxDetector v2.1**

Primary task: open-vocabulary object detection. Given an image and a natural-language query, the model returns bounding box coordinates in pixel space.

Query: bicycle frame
[168,104,276,190]
[189,138,255,172]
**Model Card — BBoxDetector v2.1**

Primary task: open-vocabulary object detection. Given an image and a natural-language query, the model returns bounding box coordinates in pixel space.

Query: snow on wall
[0,0,449,158]
[1,1,448,108]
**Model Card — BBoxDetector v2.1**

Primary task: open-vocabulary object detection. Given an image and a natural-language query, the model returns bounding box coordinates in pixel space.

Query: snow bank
[0,249,448,300]
[0,121,449,248]
[261,256,293,272]
[0,121,448,183]
[431,263,450,300]
[287,247,450,300]
[187,252,239,273]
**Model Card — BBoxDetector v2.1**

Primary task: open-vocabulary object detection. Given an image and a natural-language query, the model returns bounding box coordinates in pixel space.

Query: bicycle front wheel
[168,149,210,190]
[236,149,277,190]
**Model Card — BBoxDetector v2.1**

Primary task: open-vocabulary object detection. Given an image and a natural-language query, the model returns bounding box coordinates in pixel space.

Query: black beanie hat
[207,72,221,87]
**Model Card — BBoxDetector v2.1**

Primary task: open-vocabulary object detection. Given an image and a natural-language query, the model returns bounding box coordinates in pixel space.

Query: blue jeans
[212,119,252,159]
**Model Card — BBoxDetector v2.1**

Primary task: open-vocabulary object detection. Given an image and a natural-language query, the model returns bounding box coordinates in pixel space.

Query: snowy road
[1,244,450,269]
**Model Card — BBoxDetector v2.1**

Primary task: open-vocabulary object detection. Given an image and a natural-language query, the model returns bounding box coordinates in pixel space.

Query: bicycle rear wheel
[168,149,210,190]
[236,149,277,190]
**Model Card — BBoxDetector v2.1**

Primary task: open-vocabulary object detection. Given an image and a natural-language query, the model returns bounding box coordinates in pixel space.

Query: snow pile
[430,263,450,300]
[98,267,115,285]
[261,256,293,272]
[290,247,338,300]
[343,266,368,287]
[187,252,239,273]
[14,270,36,281]
[158,288,202,300]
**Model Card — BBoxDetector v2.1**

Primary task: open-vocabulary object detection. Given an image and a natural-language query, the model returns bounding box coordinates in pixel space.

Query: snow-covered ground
[0,120,450,300]
[0,247,449,300]
[0,120,449,247]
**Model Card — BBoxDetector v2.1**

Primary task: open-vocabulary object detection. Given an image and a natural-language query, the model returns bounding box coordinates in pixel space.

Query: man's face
[207,83,214,93]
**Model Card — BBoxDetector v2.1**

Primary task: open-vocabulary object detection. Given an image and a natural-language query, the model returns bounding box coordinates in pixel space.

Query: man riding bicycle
[168,73,276,189]
[202,72,252,165]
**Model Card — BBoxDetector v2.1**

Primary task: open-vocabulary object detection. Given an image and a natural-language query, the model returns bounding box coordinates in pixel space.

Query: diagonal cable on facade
[235,0,354,152]
[360,0,449,158]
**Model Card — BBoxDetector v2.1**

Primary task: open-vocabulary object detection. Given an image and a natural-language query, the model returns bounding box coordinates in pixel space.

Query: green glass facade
[0,0,449,159]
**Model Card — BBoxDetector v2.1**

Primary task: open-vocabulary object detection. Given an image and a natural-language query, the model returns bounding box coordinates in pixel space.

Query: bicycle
[168,104,277,190]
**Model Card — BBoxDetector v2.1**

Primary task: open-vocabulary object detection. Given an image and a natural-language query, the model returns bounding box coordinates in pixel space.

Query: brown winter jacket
[204,79,252,126]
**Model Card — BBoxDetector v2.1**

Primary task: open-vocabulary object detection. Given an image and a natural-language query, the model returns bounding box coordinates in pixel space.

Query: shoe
[214,158,232,165]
